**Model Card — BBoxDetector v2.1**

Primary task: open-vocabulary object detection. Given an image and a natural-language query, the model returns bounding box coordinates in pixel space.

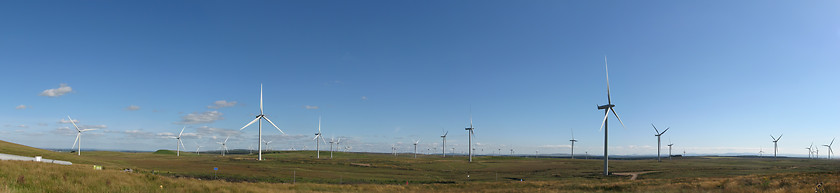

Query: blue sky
[1,1,839,156]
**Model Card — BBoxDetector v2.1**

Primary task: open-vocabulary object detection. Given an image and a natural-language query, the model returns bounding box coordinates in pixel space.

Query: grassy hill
[1,140,839,192]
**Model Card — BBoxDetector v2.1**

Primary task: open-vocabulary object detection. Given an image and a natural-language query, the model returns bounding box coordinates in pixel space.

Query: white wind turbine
[217,136,230,156]
[313,116,327,158]
[239,84,286,161]
[68,116,96,156]
[651,124,670,162]
[570,128,578,159]
[171,126,187,156]
[667,139,674,161]
[824,138,835,159]
[413,138,421,158]
[262,140,273,152]
[770,134,782,160]
[329,137,341,159]
[194,142,203,155]
[465,110,476,162]
[806,143,813,159]
[597,56,627,175]
[441,130,448,157]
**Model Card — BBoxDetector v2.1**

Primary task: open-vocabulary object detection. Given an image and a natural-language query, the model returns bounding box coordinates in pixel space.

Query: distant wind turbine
[313,116,327,159]
[171,126,187,156]
[597,56,627,175]
[823,138,835,159]
[652,124,670,162]
[667,139,674,161]
[217,136,230,156]
[67,116,96,156]
[441,130,448,157]
[413,138,421,158]
[806,143,813,159]
[465,109,476,162]
[239,84,286,161]
[570,128,578,159]
[770,134,782,160]
[194,142,203,155]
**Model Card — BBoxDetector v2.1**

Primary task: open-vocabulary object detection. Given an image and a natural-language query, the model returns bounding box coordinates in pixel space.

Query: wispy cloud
[304,105,319,110]
[176,111,223,124]
[15,105,27,110]
[361,96,367,100]
[16,125,28,128]
[39,83,73,97]
[207,100,237,109]
[125,105,140,111]
[194,126,241,138]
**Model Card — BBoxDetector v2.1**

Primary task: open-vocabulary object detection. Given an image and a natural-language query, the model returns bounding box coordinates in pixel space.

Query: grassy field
[0,140,839,192]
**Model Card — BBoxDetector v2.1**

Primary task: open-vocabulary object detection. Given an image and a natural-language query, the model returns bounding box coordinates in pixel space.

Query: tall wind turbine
[667,139,674,161]
[441,131,448,157]
[652,124,670,162]
[262,140,273,152]
[194,142,203,155]
[570,129,578,159]
[313,116,327,158]
[806,143,813,159]
[171,126,187,156]
[217,136,230,156]
[329,137,341,159]
[67,116,96,156]
[239,84,286,161]
[597,56,627,175]
[770,134,782,160]
[824,138,835,159]
[413,138,421,158]
[465,111,476,162]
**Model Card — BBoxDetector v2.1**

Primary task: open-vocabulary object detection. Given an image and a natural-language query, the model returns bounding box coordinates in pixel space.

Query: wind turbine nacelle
[597,104,614,109]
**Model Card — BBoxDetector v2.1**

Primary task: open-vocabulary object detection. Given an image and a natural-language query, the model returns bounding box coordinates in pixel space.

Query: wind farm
[2,1,840,192]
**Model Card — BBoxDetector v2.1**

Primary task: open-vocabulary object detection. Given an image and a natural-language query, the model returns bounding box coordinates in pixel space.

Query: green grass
[1,140,839,192]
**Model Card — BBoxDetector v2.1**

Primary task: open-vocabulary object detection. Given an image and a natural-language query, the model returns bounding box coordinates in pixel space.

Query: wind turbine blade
[313,134,319,140]
[598,110,610,131]
[262,117,285,135]
[179,139,186,150]
[321,136,328,145]
[605,56,611,104]
[831,138,835,146]
[651,124,659,134]
[610,108,627,129]
[224,136,230,143]
[444,131,448,136]
[777,134,782,141]
[770,135,776,141]
[179,126,186,137]
[68,116,81,132]
[72,133,80,149]
[661,128,669,135]
[81,129,97,132]
[240,117,260,130]
[260,84,264,115]
[318,116,322,133]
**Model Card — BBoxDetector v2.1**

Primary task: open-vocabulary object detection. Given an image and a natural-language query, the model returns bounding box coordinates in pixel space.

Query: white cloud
[177,111,223,124]
[52,127,76,136]
[361,96,367,100]
[39,83,73,97]
[58,118,79,124]
[15,105,27,110]
[207,100,237,109]
[539,144,572,149]
[125,105,140,111]
[304,105,319,110]
[16,125,28,128]
[195,126,241,138]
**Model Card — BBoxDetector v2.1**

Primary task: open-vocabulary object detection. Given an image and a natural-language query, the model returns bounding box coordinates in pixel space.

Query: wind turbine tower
[597,57,627,175]
[770,134,782,160]
[171,127,187,156]
[67,116,97,156]
[239,84,286,161]
[313,116,327,158]
[413,138,421,158]
[441,131,448,157]
[667,140,674,161]
[465,112,475,162]
[570,129,578,159]
[652,124,670,162]
[824,138,835,159]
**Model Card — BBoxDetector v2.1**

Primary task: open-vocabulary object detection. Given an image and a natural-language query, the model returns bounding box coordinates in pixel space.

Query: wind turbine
[171,126,187,156]
[597,56,627,175]
[391,144,397,157]
[262,140,273,152]
[329,137,341,159]
[759,147,764,158]
[652,124,670,162]
[239,84,286,161]
[570,128,578,159]
[67,116,96,156]
[806,143,813,159]
[194,142,203,155]
[667,139,674,161]
[441,131,448,157]
[217,136,230,156]
[824,138,835,159]
[313,116,327,159]
[465,110,476,162]
[770,134,782,160]
[413,138,421,158]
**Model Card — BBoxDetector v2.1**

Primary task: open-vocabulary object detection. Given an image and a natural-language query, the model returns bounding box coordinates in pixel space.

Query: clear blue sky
[1,1,838,156]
